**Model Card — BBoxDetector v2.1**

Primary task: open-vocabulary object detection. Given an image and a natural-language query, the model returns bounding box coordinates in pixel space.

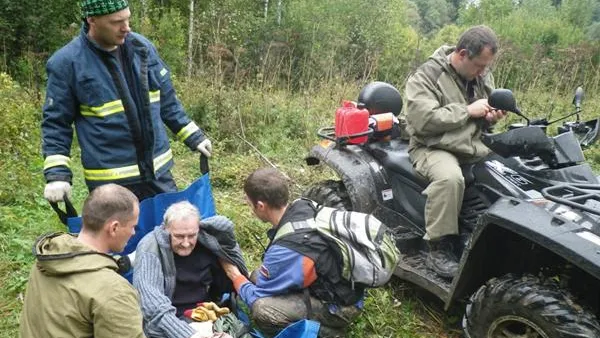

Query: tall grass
[1,62,600,336]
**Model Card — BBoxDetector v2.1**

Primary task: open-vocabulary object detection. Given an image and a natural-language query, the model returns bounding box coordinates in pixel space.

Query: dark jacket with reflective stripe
[42,26,204,188]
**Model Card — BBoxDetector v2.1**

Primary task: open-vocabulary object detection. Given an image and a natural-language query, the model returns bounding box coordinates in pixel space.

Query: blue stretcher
[49,155,319,338]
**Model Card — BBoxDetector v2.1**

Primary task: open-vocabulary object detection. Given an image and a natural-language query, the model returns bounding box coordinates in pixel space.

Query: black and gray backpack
[273,200,401,305]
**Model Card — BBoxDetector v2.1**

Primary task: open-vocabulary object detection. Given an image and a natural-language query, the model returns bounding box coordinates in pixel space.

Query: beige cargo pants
[409,147,465,241]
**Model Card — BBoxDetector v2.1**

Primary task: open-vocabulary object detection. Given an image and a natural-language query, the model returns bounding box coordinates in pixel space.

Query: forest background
[2,0,600,336]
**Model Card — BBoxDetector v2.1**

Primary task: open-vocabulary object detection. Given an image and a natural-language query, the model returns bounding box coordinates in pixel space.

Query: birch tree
[264,0,269,20]
[187,0,195,78]
[277,0,283,25]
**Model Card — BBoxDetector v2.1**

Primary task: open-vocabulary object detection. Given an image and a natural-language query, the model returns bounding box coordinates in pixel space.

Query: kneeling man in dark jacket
[134,201,248,338]
[220,168,363,338]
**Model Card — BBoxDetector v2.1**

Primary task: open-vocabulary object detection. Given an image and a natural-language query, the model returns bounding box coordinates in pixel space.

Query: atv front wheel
[302,180,352,210]
[464,274,600,338]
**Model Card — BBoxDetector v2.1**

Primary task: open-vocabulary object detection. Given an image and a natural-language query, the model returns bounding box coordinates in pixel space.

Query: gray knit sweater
[133,215,248,338]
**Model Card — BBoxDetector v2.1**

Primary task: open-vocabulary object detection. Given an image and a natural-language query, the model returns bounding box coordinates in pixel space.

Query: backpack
[273,200,401,290]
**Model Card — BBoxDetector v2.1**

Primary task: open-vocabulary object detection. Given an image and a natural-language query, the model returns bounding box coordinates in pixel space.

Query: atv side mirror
[489,88,529,124]
[489,89,519,114]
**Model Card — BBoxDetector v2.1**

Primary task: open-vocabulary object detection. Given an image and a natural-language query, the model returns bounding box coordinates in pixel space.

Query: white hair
[163,201,201,227]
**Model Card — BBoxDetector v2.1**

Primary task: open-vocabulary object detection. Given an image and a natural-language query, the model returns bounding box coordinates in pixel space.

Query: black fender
[448,197,600,309]
[305,141,388,213]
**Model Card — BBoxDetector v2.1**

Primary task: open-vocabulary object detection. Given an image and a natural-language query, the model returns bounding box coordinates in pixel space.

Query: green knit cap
[81,0,129,18]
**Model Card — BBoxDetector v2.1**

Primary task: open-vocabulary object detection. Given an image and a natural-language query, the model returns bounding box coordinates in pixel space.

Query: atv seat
[366,140,429,188]
[366,140,476,188]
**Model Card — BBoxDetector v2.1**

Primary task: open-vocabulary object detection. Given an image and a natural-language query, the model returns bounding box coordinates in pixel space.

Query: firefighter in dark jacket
[42,0,212,202]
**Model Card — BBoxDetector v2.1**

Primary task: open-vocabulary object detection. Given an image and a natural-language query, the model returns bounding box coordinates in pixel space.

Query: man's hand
[219,258,242,280]
[44,181,72,202]
[467,99,492,118]
[196,139,212,157]
[485,109,507,123]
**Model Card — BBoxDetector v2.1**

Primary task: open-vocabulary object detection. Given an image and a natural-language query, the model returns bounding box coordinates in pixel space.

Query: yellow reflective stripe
[149,90,160,104]
[153,149,173,171]
[84,164,140,181]
[80,99,124,117]
[176,122,200,142]
[44,155,71,170]
[84,149,173,181]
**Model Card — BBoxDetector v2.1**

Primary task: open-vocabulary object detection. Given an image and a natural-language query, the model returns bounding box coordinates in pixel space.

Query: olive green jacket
[405,45,495,161]
[19,232,145,338]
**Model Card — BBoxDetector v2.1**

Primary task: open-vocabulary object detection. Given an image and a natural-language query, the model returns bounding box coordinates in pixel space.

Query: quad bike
[303,82,600,337]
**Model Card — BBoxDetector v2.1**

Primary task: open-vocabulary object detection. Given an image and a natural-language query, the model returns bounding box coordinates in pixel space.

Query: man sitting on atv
[405,25,507,279]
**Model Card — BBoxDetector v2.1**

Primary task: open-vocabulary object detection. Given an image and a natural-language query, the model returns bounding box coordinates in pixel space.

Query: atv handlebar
[492,88,599,149]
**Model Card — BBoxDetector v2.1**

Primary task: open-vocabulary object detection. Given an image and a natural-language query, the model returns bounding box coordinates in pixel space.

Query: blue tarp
[273,320,320,338]
[66,173,216,255]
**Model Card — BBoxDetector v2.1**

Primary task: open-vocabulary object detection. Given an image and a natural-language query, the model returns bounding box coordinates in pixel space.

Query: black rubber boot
[426,237,459,279]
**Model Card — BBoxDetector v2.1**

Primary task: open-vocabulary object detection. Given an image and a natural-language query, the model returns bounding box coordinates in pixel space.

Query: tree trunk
[264,0,269,20]
[140,0,147,21]
[187,0,195,79]
[276,0,282,25]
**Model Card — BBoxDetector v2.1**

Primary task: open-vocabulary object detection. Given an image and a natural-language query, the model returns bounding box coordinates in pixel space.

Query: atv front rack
[317,126,373,146]
[542,183,600,216]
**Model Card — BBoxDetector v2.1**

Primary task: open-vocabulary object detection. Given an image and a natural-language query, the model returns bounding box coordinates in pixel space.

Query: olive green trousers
[409,147,466,240]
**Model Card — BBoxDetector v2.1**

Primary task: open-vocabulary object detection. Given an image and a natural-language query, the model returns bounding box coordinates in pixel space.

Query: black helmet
[357,81,403,115]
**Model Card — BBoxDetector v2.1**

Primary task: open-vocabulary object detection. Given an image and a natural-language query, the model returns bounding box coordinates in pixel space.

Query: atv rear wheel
[464,274,600,338]
[302,180,352,210]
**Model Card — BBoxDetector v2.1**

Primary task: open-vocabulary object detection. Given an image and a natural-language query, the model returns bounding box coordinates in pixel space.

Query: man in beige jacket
[20,184,145,338]
[405,25,507,279]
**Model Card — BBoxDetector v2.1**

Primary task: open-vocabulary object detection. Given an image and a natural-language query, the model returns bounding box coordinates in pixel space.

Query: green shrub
[139,8,187,75]
[0,73,43,205]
